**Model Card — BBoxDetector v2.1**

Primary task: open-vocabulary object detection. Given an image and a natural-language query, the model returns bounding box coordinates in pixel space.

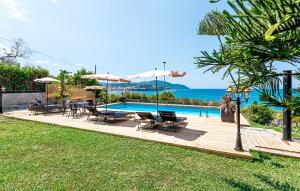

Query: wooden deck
[244,128,300,158]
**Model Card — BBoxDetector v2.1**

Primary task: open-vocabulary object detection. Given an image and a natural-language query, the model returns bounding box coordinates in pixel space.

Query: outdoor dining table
[73,101,90,106]
[71,100,91,115]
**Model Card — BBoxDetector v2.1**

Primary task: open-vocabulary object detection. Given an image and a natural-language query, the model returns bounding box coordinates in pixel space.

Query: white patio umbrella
[34,77,60,107]
[128,69,186,114]
[81,73,130,112]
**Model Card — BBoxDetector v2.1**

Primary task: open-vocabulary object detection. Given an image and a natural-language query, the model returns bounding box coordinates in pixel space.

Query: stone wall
[2,92,45,111]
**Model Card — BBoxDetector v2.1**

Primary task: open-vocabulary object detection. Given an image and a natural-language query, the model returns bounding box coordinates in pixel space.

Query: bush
[0,63,49,91]
[242,102,274,125]
[159,91,176,101]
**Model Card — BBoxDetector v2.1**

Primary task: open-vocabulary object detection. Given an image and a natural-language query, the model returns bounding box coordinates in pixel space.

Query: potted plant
[220,95,235,123]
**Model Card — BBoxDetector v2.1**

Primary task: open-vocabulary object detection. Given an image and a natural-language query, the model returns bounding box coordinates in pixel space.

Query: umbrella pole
[106,79,108,112]
[94,90,97,109]
[156,76,158,115]
[46,83,48,107]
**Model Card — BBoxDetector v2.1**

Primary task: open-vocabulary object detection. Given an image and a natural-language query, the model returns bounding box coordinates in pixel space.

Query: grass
[1,117,300,190]
[250,122,300,140]
[250,122,283,133]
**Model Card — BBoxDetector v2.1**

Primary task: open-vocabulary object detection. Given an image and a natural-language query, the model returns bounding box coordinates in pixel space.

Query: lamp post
[163,61,166,92]
[226,87,252,152]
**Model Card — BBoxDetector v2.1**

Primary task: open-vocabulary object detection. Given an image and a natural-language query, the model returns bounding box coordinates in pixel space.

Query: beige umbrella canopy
[34,77,60,107]
[128,69,186,114]
[81,73,130,111]
[128,70,186,79]
[81,73,130,82]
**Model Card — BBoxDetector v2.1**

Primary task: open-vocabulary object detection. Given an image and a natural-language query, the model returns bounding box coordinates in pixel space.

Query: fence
[1,91,45,112]
[0,85,96,113]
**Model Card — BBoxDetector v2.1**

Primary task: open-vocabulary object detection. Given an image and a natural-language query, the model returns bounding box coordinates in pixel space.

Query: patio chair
[28,102,45,114]
[158,111,187,132]
[135,112,161,129]
[68,102,82,118]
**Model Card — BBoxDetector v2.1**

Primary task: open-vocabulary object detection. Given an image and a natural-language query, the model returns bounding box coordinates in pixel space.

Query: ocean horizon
[111,88,262,105]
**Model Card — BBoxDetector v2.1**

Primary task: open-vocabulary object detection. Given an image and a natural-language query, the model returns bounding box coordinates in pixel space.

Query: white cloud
[50,0,57,4]
[36,59,50,64]
[36,59,58,66]
[0,0,30,22]
[75,63,88,68]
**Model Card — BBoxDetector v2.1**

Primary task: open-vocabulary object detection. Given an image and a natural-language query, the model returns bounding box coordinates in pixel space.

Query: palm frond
[198,10,229,36]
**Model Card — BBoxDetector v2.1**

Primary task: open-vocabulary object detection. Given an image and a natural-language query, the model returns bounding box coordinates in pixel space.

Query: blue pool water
[99,103,220,117]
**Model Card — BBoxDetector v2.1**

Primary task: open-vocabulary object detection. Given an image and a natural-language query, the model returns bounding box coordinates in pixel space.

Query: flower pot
[221,109,235,123]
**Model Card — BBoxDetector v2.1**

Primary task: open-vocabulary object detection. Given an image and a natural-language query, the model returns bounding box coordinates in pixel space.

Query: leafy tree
[56,70,72,100]
[195,0,300,108]
[69,68,99,88]
[0,39,32,65]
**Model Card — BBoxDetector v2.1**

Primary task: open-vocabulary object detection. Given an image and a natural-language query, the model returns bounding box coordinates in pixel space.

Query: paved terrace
[3,110,300,159]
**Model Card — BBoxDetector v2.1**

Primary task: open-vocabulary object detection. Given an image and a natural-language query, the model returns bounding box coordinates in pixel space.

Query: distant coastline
[109,80,190,91]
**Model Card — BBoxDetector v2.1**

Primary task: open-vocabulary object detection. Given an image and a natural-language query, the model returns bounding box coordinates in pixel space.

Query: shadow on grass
[225,178,264,191]
[254,174,297,191]
[225,174,297,191]
[252,152,285,168]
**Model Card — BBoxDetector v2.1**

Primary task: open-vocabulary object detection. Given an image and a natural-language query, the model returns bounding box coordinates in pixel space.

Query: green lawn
[1,117,300,191]
[250,122,300,140]
[250,122,283,133]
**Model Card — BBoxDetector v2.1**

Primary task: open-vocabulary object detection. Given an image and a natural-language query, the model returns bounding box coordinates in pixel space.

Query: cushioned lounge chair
[29,102,64,115]
[158,111,187,132]
[99,110,134,121]
[86,108,133,122]
[86,106,103,121]
[135,112,161,129]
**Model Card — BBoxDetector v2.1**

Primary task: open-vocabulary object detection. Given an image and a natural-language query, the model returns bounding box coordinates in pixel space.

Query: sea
[112,89,262,107]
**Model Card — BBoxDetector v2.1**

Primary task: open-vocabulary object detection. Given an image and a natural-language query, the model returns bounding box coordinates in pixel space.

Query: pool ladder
[199,110,209,117]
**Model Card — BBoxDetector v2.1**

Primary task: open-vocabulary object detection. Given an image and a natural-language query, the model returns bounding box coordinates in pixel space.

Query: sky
[0,0,298,88]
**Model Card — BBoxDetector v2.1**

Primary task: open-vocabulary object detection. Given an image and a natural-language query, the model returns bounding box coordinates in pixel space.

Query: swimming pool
[99,103,220,117]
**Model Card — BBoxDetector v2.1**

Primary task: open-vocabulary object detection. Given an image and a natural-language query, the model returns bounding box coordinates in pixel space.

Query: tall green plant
[69,68,99,88]
[196,0,300,107]
[0,63,49,91]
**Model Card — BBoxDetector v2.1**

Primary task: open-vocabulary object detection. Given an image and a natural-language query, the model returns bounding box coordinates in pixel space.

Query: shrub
[0,63,49,91]
[242,102,274,125]
[109,94,121,103]
[159,91,176,101]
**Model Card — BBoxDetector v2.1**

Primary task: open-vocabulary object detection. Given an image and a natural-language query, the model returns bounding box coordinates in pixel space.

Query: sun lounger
[86,107,133,122]
[135,112,161,129]
[29,102,64,115]
[158,111,187,132]
[86,106,103,121]
[99,110,134,121]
